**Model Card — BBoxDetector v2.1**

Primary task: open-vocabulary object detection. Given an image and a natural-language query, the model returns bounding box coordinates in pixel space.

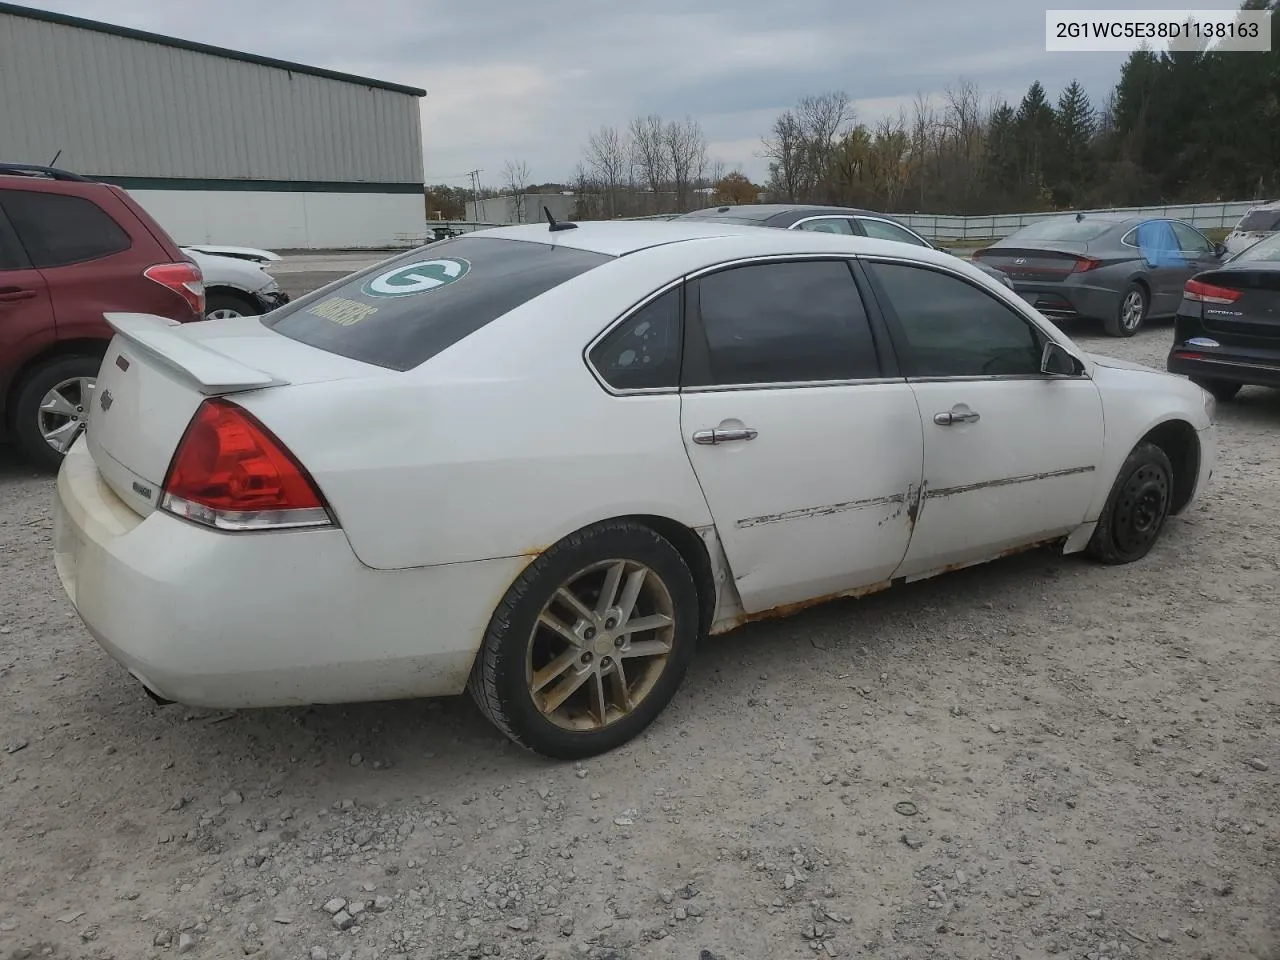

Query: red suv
[0,164,204,469]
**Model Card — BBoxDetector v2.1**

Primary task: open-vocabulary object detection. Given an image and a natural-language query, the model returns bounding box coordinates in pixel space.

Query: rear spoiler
[104,313,288,394]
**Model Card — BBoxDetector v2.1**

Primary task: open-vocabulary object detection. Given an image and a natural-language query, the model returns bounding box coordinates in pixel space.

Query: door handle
[0,288,37,303]
[693,426,759,445]
[934,408,980,426]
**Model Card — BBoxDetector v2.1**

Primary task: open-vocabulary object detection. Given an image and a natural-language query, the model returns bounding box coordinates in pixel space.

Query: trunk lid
[973,243,1091,283]
[1195,269,1280,342]
[85,313,387,517]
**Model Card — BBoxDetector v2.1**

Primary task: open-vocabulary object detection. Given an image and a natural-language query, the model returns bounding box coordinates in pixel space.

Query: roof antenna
[48,149,62,167]
[545,205,577,232]
[1076,212,1084,222]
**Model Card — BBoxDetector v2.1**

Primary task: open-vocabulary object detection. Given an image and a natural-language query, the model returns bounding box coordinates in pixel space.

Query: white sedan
[53,220,1216,759]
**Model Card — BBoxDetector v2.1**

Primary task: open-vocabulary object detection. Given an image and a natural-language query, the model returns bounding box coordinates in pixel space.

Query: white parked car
[181,246,289,319]
[53,221,1216,759]
[1224,200,1280,255]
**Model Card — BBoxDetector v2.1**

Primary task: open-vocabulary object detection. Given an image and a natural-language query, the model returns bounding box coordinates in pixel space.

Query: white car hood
[1085,352,1160,374]
[183,248,276,295]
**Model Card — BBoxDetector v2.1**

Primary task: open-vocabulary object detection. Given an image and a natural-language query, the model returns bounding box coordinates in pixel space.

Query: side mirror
[1041,341,1082,377]
[1214,242,1227,258]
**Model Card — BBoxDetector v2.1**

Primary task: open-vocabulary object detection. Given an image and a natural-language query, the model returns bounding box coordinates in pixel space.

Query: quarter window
[589,288,682,390]
[869,262,1043,378]
[688,259,880,386]
[0,190,131,268]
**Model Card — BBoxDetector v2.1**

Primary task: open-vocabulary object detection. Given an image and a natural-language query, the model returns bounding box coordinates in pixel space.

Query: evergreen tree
[1014,82,1057,204]
[1053,80,1097,206]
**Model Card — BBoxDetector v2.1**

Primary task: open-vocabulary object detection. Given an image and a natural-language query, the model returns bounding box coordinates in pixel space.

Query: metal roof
[0,1,427,97]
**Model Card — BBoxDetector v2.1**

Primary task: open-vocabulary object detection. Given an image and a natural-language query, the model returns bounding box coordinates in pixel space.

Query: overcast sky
[22,0,1248,187]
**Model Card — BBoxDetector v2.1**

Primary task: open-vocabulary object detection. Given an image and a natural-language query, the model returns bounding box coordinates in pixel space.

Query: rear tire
[1086,442,1174,564]
[1191,378,1241,402]
[467,520,701,760]
[1104,283,1148,337]
[12,354,102,472]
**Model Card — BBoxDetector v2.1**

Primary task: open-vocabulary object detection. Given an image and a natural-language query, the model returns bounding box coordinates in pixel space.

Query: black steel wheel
[1086,441,1174,564]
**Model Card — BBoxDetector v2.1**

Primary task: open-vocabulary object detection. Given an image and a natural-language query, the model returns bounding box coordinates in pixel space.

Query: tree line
[425,0,1277,221]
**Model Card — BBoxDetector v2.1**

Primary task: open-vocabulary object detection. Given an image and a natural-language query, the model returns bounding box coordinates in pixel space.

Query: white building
[0,1,427,249]
[467,193,577,226]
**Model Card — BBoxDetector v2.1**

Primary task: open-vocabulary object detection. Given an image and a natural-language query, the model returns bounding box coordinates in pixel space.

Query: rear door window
[856,217,930,247]
[0,190,132,267]
[795,217,854,235]
[264,237,614,371]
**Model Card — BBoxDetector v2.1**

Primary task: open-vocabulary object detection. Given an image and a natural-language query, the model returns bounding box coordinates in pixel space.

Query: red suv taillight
[144,261,206,317]
[1184,279,1241,304]
[160,399,333,531]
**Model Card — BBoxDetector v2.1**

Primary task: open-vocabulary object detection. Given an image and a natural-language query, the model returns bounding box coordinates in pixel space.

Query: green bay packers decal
[362,258,471,298]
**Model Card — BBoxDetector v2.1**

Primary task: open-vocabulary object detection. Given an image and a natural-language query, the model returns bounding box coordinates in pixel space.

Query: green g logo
[362,258,470,298]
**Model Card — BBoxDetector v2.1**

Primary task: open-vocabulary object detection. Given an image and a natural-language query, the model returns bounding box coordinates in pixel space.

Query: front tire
[12,354,101,471]
[467,520,701,760]
[204,290,259,320]
[1104,283,1148,337]
[1086,442,1174,564]
[1192,377,1241,402]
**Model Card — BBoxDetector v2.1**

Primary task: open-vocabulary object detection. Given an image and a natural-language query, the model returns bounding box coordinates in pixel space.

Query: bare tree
[629,114,670,210]
[761,109,804,201]
[502,159,531,223]
[570,163,600,220]
[584,125,630,218]
[666,117,706,212]
[794,91,852,201]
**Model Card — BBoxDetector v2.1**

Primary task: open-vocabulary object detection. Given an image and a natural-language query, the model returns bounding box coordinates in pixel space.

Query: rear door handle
[693,426,759,445]
[934,407,980,426]
[0,288,37,303]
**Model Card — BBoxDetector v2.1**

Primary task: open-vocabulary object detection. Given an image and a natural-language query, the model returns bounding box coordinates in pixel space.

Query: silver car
[974,214,1227,337]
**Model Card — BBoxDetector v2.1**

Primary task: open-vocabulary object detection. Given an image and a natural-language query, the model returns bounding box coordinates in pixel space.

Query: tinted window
[1,190,131,267]
[689,260,879,386]
[796,217,854,235]
[870,262,1042,378]
[857,218,928,247]
[1237,209,1280,232]
[0,210,26,270]
[589,288,682,390]
[1171,221,1212,254]
[1008,218,1114,242]
[264,237,613,371]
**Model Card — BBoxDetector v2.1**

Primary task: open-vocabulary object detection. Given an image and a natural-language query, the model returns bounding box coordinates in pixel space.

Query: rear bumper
[1011,281,1119,321]
[53,438,527,708]
[1167,346,1280,388]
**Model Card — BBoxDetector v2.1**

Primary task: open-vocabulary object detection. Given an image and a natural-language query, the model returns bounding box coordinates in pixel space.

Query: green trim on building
[0,1,427,98]
[96,176,424,195]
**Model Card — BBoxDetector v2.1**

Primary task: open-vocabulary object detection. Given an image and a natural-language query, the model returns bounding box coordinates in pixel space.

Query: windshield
[1236,209,1280,232]
[1231,231,1280,262]
[262,237,613,371]
[1005,218,1115,242]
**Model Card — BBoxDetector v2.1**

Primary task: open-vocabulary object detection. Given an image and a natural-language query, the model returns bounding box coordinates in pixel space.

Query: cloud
[16,0,1246,186]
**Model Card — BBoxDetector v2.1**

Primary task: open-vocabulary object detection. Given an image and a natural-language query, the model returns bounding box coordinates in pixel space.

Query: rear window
[1006,218,1114,242]
[0,189,132,267]
[1236,209,1280,232]
[263,237,613,371]
[1232,232,1280,262]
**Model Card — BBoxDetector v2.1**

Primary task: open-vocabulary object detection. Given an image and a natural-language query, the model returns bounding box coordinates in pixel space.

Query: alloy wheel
[1121,290,1145,331]
[526,558,676,731]
[39,377,94,454]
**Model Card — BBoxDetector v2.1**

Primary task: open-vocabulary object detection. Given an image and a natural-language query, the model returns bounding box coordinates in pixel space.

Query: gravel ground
[1,314,1277,960]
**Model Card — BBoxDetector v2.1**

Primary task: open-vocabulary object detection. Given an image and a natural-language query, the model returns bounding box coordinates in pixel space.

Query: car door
[1131,219,1188,316]
[860,258,1105,580]
[0,198,57,382]
[679,257,923,614]
[1170,220,1224,278]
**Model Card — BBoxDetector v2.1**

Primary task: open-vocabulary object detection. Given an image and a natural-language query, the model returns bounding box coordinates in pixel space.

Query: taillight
[160,399,333,531]
[144,261,206,317]
[1184,279,1241,304]
[971,248,989,260]
[1072,257,1102,273]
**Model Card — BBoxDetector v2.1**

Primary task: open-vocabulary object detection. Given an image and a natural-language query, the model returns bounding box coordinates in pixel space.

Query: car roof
[466,219,986,271]
[680,203,876,222]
